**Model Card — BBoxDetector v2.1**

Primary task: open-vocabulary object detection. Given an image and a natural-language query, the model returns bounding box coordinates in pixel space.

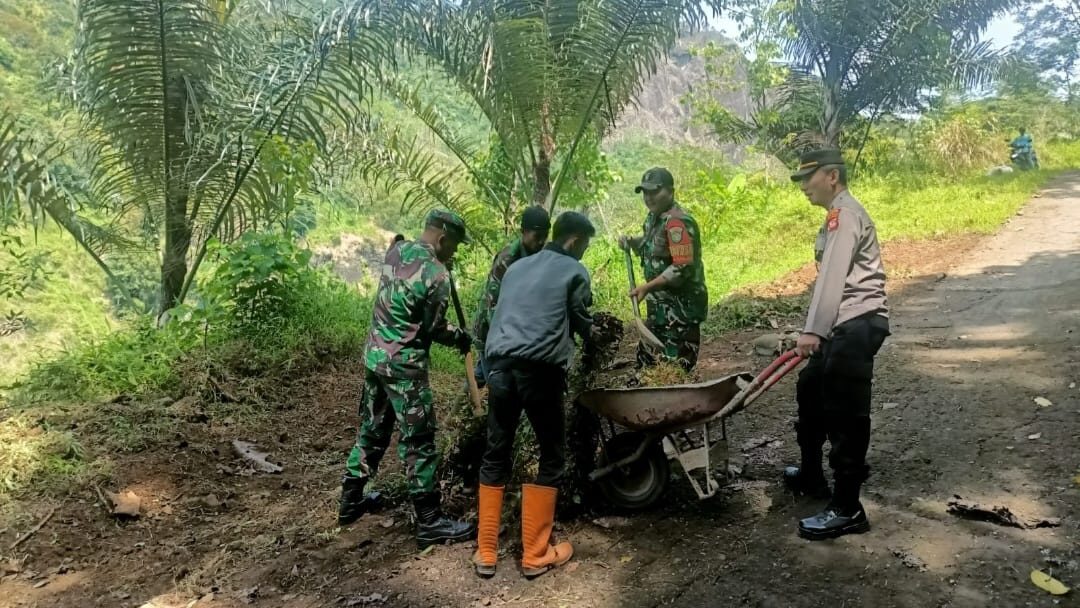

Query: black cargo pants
[479,358,568,487]
[796,313,890,511]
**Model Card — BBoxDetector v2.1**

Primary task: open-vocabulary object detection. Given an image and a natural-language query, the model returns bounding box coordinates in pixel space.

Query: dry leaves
[946,495,1061,529]
[107,491,142,518]
[231,440,283,474]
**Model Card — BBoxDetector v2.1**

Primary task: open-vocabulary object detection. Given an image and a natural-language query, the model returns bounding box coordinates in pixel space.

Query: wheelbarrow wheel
[597,432,669,510]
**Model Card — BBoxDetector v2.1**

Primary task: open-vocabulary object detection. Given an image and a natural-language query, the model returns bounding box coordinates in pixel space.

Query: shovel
[448,270,484,416]
[624,249,664,351]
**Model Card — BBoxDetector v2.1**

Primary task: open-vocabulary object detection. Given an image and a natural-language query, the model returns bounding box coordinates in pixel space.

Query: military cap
[790,149,845,181]
[634,167,675,193]
[520,206,551,232]
[424,209,470,244]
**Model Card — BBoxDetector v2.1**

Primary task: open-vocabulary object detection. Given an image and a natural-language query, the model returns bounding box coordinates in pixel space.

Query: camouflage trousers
[636,321,701,372]
[345,369,439,496]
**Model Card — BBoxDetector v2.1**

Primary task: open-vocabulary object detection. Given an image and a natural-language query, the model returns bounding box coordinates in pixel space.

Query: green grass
[586,139,1080,333]
[0,224,115,385]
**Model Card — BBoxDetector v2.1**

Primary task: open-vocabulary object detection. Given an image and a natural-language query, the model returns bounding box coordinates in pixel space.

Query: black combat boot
[797,503,870,540]
[797,475,868,540]
[337,475,383,526]
[785,420,831,499]
[783,466,831,499]
[413,492,476,549]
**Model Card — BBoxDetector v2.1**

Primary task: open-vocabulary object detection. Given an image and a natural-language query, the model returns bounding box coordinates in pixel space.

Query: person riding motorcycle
[1009,128,1039,170]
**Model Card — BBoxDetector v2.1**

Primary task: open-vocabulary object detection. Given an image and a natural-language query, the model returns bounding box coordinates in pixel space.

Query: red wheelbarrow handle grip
[716,350,804,420]
[752,349,803,396]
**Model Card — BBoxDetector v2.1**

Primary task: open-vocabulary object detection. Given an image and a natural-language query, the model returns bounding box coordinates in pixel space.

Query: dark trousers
[479,359,568,487]
[796,314,890,511]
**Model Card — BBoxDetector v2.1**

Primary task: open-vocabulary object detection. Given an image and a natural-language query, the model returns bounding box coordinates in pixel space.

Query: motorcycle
[1009,143,1039,171]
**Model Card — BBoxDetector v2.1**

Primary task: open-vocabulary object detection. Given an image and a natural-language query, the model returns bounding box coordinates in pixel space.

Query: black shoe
[783,466,831,499]
[797,505,870,540]
[413,492,477,549]
[338,475,383,526]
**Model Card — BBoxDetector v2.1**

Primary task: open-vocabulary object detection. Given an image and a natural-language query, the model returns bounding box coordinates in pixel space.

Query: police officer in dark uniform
[784,149,890,540]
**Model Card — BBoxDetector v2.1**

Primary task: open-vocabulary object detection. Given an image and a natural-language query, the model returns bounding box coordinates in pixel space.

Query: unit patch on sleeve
[826,208,841,232]
[666,219,693,265]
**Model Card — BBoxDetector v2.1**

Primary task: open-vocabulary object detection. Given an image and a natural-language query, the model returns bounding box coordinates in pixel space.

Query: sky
[712,11,1022,51]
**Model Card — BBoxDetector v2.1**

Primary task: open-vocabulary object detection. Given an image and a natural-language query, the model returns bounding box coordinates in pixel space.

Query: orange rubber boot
[520,484,573,579]
[473,484,504,578]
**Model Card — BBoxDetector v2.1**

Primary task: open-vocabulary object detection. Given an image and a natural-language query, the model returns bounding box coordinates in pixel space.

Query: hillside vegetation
[1,0,1078,504]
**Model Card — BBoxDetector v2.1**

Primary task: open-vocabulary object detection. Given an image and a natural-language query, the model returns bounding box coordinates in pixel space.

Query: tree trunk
[821,85,842,148]
[157,66,193,320]
[158,190,191,319]
[820,51,843,148]
[536,101,557,212]
[533,148,551,207]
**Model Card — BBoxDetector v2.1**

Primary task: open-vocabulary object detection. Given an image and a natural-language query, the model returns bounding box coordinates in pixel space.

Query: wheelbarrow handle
[715,350,803,420]
[747,350,803,403]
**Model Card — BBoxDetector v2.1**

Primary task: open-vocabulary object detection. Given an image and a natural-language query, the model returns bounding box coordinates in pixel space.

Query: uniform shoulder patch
[826,208,841,232]
[665,218,693,264]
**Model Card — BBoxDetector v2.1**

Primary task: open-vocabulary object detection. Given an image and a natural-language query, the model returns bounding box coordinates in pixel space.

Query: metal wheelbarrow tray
[576,351,803,509]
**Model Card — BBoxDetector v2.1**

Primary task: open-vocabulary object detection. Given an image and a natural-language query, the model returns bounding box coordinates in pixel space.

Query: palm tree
[366,0,725,225]
[61,0,401,318]
[774,0,1016,147]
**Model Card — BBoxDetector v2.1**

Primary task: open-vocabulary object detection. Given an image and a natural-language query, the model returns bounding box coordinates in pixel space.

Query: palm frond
[0,111,134,278]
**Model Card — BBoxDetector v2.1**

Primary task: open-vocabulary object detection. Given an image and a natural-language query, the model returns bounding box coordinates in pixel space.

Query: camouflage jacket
[637,204,708,325]
[471,237,526,349]
[364,240,458,379]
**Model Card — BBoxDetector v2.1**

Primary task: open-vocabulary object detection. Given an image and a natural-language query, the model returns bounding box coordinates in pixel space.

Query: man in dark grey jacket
[472,212,596,580]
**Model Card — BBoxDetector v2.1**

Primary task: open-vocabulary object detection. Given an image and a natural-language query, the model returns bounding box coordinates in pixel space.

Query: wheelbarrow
[576,351,803,509]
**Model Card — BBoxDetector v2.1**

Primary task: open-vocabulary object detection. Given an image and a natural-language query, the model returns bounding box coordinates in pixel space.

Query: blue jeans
[465,353,489,390]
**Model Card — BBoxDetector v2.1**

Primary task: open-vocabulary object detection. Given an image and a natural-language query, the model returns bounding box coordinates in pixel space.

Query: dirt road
[3,174,1079,607]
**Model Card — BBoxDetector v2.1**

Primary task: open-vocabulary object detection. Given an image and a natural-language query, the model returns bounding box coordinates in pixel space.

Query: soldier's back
[365,240,448,378]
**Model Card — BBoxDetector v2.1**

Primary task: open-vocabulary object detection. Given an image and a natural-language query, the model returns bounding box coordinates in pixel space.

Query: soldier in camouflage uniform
[338,209,476,549]
[471,206,551,387]
[619,168,708,372]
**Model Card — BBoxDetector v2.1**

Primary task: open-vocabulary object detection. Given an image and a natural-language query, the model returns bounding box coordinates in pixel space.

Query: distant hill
[609,31,752,157]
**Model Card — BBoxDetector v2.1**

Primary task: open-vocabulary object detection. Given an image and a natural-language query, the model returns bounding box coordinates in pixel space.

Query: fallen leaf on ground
[1073,474,1080,487]
[201,494,224,510]
[418,545,434,556]
[740,436,778,451]
[890,548,927,572]
[32,579,48,589]
[946,495,1061,529]
[1028,433,1042,440]
[231,440,283,473]
[380,518,394,529]
[106,491,142,518]
[591,516,630,530]
[564,561,580,574]
[1034,397,1053,407]
[619,555,632,564]
[3,559,22,575]
[344,593,388,606]
[1030,569,1070,595]
[237,586,259,604]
